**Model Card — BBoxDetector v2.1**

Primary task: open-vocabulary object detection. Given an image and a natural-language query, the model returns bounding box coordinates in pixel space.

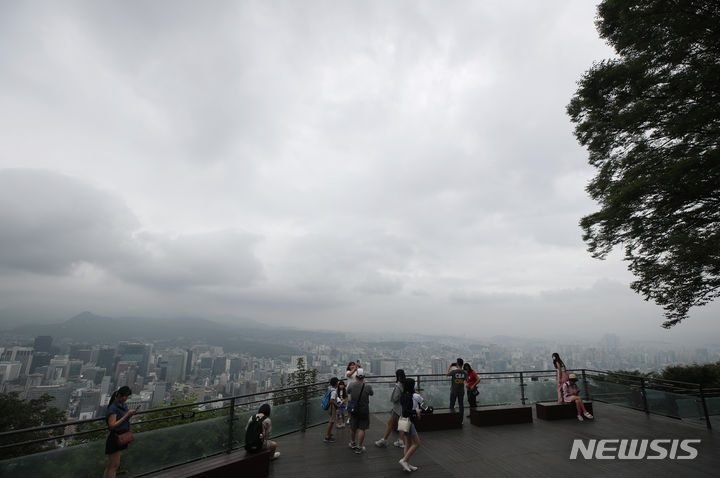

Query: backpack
[244,415,267,453]
[321,388,333,410]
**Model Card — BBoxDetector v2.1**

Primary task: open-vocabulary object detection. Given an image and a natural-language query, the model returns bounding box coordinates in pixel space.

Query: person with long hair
[345,361,359,425]
[463,363,480,411]
[375,368,406,448]
[552,353,568,403]
[103,386,139,478]
[398,378,421,472]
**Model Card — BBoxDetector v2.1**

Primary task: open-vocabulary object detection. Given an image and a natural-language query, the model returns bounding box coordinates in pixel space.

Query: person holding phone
[446,358,467,420]
[103,386,138,478]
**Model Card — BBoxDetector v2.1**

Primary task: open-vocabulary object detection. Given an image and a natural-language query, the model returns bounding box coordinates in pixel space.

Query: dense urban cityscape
[1,312,718,421]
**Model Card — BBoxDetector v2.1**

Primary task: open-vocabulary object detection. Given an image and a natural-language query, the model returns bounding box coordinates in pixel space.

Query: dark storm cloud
[0,169,264,289]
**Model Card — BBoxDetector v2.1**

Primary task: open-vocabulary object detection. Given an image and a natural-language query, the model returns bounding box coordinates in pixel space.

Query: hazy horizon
[1,2,718,346]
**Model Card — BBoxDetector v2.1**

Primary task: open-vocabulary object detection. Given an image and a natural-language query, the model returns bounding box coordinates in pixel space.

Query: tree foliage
[661,361,720,388]
[273,357,319,405]
[0,393,66,459]
[567,0,720,327]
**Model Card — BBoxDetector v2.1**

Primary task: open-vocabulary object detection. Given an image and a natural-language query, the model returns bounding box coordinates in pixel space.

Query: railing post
[581,369,590,401]
[302,386,308,432]
[640,377,649,415]
[416,375,421,394]
[227,397,236,454]
[519,372,526,405]
[699,385,712,430]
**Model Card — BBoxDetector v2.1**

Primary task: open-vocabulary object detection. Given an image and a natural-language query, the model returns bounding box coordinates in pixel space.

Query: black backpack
[244,415,267,453]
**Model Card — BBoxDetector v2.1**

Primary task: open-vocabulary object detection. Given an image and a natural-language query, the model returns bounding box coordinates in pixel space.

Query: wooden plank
[470,404,533,426]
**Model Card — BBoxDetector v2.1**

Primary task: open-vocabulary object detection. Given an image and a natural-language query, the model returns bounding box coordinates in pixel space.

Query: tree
[0,393,66,459]
[567,0,720,327]
[272,357,318,405]
[661,361,720,388]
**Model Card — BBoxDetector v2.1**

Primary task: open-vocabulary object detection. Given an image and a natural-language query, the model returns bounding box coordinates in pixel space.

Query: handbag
[471,387,480,397]
[116,431,135,446]
[397,416,411,433]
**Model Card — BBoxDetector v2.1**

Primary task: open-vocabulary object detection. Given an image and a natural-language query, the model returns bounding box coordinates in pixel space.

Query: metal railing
[0,368,715,476]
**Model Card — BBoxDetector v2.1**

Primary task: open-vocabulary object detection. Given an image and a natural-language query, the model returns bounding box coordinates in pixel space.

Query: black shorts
[105,431,129,455]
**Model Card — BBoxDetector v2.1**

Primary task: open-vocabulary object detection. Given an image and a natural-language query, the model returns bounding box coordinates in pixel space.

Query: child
[323,377,339,442]
[562,373,594,422]
[336,380,348,428]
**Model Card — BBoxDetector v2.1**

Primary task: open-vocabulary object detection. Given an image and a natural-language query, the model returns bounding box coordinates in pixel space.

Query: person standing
[347,368,373,454]
[446,358,467,420]
[552,353,569,403]
[375,368,406,448]
[323,377,339,442]
[463,363,480,412]
[103,386,139,478]
[398,378,422,472]
[336,380,348,429]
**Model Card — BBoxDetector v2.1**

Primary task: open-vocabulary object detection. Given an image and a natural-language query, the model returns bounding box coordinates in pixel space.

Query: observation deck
[1,369,718,477]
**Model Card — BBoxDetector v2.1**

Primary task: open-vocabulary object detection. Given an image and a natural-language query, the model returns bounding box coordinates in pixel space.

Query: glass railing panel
[0,413,231,478]
[705,397,720,415]
[250,398,306,439]
[586,377,639,408]
[644,389,703,419]
[524,379,559,403]
[0,437,106,478]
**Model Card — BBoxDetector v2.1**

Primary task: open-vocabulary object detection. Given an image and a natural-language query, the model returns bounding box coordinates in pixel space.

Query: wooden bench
[145,448,274,478]
[469,405,533,427]
[413,411,463,431]
[536,401,594,420]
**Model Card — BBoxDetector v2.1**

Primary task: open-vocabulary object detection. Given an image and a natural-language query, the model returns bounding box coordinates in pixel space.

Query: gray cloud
[0,169,264,290]
[0,2,717,342]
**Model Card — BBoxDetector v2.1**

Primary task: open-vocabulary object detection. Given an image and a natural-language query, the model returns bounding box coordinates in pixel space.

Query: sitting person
[562,374,593,422]
[246,403,280,459]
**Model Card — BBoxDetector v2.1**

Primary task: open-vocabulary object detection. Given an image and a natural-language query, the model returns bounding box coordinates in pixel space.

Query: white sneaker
[583,411,593,419]
[399,459,411,472]
[354,445,366,454]
[272,451,280,460]
[393,439,405,448]
[577,415,584,422]
[375,438,388,447]
[408,464,418,471]
[349,441,358,449]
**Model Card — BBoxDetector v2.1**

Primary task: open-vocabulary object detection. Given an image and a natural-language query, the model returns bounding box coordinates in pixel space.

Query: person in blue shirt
[103,386,139,478]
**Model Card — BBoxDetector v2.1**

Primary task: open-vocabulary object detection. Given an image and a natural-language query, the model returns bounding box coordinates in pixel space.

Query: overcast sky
[1,1,717,344]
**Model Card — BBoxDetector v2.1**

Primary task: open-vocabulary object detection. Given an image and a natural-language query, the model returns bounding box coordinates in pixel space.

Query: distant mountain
[10,311,301,358]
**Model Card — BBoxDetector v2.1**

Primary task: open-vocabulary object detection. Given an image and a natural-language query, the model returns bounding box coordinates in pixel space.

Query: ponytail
[109,386,132,406]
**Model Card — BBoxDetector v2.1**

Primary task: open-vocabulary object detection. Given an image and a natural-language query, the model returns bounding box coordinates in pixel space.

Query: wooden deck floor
[267,403,718,478]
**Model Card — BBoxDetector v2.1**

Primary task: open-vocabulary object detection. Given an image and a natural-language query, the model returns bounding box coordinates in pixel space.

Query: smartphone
[135,405,142,411]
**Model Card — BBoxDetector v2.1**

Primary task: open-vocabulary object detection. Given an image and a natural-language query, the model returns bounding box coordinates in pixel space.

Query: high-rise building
[166,351,187,384]
[117,343,152,377]
[1,347,34,375]
[212,357,227,377]
[96,348,116,373]
[33,336,53,353]
[431,358,446,375]
[26,385,72,411]
[0,361,22,383]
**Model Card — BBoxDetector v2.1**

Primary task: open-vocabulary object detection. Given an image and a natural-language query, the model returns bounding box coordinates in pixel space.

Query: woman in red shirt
[463,363,480,410]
